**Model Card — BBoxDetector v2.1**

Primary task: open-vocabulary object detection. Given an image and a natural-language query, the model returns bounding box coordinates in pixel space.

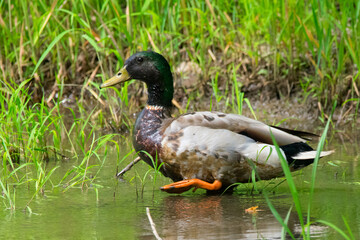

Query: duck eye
[136,57,143,63]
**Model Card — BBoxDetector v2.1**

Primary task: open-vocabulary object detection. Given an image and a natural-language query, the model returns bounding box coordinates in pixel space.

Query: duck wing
[162,111,310,146]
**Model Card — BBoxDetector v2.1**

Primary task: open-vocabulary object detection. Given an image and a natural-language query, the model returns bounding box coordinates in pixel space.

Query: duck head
[100,51,174,107]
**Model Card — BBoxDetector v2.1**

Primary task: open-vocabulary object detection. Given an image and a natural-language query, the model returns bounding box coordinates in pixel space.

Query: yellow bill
[100,66,131,88]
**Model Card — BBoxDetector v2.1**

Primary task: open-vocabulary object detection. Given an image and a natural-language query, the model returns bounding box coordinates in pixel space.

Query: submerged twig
[116,157,141,178]
[146,207,162,240]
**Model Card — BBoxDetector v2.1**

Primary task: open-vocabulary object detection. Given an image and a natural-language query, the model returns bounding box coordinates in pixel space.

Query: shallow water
[1,129,359,239]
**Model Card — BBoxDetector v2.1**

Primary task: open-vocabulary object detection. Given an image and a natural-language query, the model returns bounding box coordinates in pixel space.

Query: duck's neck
[146,71,173,107]
[133,69,173,163]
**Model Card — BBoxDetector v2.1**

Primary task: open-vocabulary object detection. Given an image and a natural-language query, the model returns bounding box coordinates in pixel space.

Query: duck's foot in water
[160,179,222,194]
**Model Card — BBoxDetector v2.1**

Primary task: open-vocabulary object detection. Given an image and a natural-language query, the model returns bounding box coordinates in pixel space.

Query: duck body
[134,108,316,187]
[160,111,287,186]
[101,51,333,194]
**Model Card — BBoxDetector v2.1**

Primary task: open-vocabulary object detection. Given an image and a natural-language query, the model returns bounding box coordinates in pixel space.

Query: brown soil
[17,46,358,127]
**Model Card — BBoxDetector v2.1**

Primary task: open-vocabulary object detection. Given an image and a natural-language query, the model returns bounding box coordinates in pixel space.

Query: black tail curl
[280,142,314,169]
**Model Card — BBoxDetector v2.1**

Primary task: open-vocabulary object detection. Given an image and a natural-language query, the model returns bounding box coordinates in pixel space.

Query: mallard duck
[100,51,333,194]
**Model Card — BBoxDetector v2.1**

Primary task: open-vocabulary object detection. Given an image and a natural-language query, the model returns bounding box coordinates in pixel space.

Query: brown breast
[132,107,182,181]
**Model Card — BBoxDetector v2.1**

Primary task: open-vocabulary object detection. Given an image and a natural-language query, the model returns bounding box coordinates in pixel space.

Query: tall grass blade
[270,133,305,235]
[31,29,75,76]
[264,192,295,239]
[316,220,352,240]
[306,101,336,237]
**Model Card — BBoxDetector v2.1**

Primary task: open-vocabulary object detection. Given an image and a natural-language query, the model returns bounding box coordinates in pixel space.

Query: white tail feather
[292,150,335,160]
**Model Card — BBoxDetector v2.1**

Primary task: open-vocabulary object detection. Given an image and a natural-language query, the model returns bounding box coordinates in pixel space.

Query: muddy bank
[21,47,358,127]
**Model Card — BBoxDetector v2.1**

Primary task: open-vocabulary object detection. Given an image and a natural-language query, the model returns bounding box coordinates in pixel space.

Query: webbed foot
[160,179,222,194]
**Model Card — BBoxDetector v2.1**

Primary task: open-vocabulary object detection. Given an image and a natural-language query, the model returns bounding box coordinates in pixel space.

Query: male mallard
[101,51,333,194]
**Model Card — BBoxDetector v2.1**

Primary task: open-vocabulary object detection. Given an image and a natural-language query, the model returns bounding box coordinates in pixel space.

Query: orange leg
[160,179,222,194]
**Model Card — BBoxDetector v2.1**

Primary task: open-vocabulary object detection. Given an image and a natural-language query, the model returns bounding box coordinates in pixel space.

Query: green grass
[1,0,359,113]
[0,79,118,211]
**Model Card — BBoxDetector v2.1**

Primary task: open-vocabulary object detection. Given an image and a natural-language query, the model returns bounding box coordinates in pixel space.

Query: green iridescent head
[101,51,174,107]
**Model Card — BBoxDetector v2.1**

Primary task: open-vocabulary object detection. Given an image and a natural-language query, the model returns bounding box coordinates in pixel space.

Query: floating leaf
[245,206,260,214]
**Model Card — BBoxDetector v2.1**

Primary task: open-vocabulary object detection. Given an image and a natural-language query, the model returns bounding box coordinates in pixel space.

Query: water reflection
[140,194,326,239]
